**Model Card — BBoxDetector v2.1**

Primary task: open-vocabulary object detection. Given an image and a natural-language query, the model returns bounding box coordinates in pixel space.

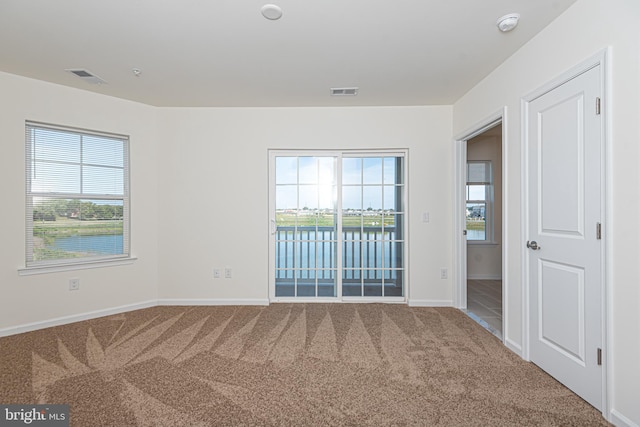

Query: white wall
[467,133,502,279]
[156,106,454,305]
[0,74,456,324]
[453,0,640,424]
[0,71,160,332]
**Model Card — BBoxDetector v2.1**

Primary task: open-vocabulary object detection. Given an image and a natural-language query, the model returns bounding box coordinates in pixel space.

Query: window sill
[467,241,500,246]
[18,257,137,276]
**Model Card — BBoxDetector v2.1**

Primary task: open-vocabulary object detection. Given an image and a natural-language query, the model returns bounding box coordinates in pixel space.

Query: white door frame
[452,108,508,344]
[521,49,610,418]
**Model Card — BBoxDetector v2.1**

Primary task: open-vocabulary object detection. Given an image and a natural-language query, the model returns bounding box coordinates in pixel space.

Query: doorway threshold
[464,310,502,340]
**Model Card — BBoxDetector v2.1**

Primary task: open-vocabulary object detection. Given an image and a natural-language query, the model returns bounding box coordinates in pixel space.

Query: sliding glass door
[273,156,338,297]
[342,156,404,297]
[269,151,405,301]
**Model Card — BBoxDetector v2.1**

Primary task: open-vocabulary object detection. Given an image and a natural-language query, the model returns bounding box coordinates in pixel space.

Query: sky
[275,156,404,211]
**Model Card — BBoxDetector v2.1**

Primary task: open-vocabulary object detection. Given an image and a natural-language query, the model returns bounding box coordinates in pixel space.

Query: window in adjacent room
[466,160,492,242]
[25,122,130,268]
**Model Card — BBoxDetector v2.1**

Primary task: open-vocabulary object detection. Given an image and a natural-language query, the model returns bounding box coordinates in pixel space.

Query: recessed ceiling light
[496,13,520,32]
[261,4,283,20]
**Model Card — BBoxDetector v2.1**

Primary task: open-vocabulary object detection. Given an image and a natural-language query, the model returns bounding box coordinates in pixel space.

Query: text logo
[0,405,69,427]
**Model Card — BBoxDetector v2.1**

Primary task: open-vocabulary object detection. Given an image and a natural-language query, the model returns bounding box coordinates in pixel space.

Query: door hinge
[596,97,601,115]
[597,348,602,366]
[596,222,602,240]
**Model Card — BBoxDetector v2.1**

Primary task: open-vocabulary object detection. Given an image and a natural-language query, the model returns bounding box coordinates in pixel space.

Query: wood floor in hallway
[467,279,502,339]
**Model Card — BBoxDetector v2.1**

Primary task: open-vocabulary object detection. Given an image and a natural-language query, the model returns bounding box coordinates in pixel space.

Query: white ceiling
[0,0,577,107]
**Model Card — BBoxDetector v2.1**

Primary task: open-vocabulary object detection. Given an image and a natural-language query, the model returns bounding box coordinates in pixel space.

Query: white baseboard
[610,409,639,427]
[467,274,502,280]
[157,298,270,306]
[0,299,271,337]
[408,299,453,307]
[504,337,523,357]
[0,300,157,337]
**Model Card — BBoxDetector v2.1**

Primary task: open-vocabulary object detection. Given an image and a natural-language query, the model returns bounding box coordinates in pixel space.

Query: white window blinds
[25,122,130,267]
[467,161,492,185]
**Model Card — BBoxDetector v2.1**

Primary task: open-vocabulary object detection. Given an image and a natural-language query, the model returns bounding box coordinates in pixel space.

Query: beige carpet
[0,304,609,426]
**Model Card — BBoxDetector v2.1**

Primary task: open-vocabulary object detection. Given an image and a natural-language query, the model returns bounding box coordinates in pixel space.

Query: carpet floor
[0,304,609,426]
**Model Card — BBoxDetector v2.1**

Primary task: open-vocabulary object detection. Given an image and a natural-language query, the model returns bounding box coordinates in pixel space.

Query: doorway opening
[465,124,503,339]
[453,111,506,342]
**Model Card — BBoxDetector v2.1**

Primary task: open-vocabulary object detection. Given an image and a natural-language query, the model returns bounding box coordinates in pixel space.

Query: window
[25,122,130,268]
[466,161,492,242]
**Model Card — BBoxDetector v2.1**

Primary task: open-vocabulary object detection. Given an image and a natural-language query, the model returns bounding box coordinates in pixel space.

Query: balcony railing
[274,226,402,282]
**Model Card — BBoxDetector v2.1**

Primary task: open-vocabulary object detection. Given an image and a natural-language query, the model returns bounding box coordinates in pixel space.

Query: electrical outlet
[440,268,448,279]
[224,267,232,279]
[69,278,80,291]
[422,212,430,223]
[213,269,221,279]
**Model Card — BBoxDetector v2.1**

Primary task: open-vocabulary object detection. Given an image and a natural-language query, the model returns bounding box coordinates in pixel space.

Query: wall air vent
[331,87,358,96]
[65,69,107,85]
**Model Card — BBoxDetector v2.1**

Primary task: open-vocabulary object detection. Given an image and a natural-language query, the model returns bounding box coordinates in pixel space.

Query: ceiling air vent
[65,69,107,85]
[331,87,358,96]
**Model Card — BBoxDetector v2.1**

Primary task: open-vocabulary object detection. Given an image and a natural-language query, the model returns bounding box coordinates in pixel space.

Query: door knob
[526,240,541,250]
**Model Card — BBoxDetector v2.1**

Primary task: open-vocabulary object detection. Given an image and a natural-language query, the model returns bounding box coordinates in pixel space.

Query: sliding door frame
[268,149,408,303]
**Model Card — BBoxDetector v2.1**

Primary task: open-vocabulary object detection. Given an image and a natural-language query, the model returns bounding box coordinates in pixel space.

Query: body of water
[466,229,485,240]
[50,234,123,255]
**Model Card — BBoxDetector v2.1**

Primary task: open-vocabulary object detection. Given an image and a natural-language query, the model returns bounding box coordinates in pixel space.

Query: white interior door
[527,65,603,410]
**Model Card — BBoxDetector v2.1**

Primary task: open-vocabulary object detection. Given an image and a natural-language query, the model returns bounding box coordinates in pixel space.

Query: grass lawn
[33,216,123,241]
[276,213,398,227]
[466,219,486,231]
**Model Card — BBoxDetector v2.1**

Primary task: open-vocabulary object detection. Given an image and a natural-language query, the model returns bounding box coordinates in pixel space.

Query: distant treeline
[33,199,123,221]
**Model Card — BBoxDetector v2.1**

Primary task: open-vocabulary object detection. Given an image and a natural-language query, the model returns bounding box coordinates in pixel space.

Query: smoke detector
[65,69,107,85]
[331,87,358,96]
